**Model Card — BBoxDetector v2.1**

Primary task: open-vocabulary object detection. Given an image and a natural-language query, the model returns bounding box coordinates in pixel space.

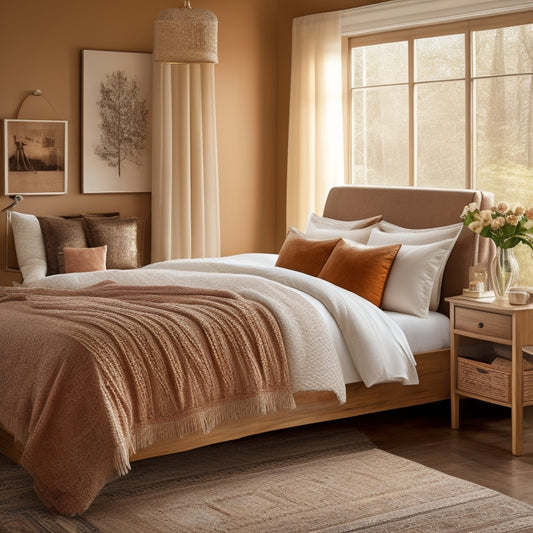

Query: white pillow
[10,211,47,284]
[377,220,463,236]
[368,222,462,311]
[381,238,456,318]
[305,213,381,243]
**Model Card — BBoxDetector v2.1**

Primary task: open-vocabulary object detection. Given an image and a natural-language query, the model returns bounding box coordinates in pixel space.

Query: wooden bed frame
[0,185,494,465]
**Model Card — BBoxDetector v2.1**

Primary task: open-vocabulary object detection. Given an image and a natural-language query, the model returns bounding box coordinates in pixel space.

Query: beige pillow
[275,228,340,277]
[38,217,88,275]
[63,246,107,274]
[318,239,401,307]
[305,212,382,240]
[83,217,139,269]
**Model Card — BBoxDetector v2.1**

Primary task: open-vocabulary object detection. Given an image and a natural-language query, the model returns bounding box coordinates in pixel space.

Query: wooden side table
[447,296,533,455]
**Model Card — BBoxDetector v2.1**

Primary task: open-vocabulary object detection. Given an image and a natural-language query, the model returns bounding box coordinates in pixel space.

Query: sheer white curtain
[286,11,344,232]
[151,63,220,262]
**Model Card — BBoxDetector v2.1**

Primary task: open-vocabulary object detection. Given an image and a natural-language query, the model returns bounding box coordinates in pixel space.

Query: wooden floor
[352,398,533,506]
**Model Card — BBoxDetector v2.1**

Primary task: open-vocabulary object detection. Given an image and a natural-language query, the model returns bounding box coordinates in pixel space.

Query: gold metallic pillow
[37,217,88,275]
[83,217,139,269]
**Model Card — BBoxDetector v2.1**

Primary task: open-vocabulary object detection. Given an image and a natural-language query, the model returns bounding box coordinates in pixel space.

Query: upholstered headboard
[322,185,494,315]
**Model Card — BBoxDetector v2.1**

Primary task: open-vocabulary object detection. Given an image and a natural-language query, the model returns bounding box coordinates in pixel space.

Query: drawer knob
[477,322,484,329]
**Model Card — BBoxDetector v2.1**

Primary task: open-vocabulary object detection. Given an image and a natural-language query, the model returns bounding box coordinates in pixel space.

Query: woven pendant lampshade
[153,1,218,64]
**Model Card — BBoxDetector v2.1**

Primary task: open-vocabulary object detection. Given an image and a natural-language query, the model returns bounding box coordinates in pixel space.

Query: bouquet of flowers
[460,201,533,250]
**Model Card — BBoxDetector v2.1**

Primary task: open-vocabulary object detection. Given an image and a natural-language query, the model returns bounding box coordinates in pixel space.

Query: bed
[0,185,493,516]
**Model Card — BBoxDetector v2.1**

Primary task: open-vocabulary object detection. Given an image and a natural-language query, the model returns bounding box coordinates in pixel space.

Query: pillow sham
[305,212,381,243]
[275,228,340,277]
[380,238,457,317]
[368,222,462,311]
[63,245,107,274]
[318,239,400,307]
[377,220,463,237]
[83,216,139,269]
[38,216,88,275]
[9,212,47,284]
[306,213,381,233]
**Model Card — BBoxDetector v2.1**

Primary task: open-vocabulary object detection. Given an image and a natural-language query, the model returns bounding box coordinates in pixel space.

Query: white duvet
[24,253,418,401]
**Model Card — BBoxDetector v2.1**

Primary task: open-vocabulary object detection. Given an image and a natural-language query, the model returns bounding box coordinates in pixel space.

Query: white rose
[468,220,485,234]
[506,214,520,226]
[491,216,506,230]
[479,209,492,225]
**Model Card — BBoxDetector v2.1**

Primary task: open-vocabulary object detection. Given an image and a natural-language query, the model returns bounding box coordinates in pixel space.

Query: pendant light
[153,1,218,64]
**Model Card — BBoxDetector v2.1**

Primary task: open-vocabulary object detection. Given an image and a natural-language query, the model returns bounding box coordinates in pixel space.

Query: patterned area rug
[1,421,533,532]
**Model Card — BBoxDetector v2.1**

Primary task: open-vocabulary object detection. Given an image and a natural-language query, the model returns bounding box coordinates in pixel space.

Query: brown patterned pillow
[37,217,88,275]
[82,217,139,269]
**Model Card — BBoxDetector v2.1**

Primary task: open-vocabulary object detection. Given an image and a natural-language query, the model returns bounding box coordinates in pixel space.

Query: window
[349,13,533,283]
[349,14,533,193]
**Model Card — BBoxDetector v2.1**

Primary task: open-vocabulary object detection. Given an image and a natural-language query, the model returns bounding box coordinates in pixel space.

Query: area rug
[1,421,533,532]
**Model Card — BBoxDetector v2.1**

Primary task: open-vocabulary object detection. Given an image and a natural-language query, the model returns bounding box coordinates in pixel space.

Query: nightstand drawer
[454,307,512,340]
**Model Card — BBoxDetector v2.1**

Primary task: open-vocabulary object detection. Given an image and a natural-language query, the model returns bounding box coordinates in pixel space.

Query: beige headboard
[322,185,494,315]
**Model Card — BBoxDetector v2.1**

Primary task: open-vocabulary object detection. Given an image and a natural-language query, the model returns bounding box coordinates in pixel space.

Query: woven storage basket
[457,356,533,404]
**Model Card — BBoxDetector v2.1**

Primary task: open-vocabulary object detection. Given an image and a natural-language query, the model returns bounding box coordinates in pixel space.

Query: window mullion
[466,27,473,189]
[409,36,415,187]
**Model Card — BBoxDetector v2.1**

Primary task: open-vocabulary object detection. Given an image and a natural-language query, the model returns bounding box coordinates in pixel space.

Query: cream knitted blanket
[0,282,295,516]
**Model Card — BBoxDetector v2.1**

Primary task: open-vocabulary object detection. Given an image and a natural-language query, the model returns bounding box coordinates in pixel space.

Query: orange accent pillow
[275,228,340,277]
[63,246,107,274]
[318,240,401,307]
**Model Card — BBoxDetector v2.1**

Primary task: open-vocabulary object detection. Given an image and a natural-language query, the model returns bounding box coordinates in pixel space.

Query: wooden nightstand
[447,296,533,455]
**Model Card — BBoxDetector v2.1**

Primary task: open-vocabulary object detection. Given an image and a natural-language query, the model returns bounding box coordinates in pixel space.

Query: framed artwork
[82,50,152,194]
[3,119,68,195]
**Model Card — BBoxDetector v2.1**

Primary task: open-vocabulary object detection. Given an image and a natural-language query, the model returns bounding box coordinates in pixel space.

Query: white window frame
[341,0,533,37]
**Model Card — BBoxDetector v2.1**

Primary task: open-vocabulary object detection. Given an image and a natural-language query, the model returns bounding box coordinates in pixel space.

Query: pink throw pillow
[63,246,107,274]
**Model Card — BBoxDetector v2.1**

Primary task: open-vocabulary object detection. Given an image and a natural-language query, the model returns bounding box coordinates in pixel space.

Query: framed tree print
[3,119,67,195]
[82,50,152,193]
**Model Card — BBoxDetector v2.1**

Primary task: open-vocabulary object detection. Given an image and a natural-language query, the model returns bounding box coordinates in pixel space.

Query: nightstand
[446,296,533,455]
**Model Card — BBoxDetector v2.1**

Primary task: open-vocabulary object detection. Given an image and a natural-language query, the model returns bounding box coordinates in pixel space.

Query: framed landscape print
[82,50,152,193]
[3,119,67,195]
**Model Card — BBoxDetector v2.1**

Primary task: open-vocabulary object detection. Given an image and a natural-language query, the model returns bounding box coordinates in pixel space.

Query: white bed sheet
[297,293,449,384]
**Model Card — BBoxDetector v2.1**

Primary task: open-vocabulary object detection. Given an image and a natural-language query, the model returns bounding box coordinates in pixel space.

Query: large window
[349,13,533,282]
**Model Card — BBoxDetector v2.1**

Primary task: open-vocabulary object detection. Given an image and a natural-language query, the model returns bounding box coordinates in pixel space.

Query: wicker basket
[457,356,533,405]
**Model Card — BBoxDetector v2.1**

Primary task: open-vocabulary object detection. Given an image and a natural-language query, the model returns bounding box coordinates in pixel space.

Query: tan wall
[0,0,384,286]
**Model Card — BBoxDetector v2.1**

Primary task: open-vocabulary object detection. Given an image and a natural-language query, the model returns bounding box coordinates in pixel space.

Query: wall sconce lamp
[1,195,23,213]
[153,1,218,64]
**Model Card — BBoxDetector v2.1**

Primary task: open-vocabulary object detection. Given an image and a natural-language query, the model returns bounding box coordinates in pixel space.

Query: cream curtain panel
[151,63,220,262]
[286,11,344,232]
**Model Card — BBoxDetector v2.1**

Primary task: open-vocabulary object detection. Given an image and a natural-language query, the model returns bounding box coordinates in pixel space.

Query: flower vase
[490,247,519,301]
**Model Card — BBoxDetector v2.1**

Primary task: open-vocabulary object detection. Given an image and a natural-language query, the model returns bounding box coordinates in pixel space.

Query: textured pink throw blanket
[0,282,294,515]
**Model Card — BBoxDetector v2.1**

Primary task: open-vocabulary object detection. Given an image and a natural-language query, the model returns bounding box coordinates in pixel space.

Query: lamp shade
[153,3,218,64]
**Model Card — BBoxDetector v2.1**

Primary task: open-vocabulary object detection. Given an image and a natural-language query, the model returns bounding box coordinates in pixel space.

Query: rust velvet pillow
[318,240,401,307]
[275,228,340,277]
[63,246,107,274]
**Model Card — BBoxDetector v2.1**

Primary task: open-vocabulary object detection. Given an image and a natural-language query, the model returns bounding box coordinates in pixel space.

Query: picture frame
[3,119,68,195]
[82,50,152,194]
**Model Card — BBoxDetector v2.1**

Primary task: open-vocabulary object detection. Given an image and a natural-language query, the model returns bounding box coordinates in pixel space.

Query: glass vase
[490,247,519,301]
